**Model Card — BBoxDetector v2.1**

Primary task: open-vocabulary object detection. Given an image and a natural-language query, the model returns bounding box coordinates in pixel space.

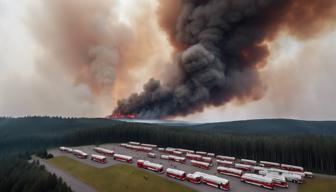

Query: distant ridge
[190,118,336,136]
[0,117,335,136]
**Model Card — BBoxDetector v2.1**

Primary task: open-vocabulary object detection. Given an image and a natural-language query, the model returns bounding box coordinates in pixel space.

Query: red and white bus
[172,150,183,156]
[235,163,253,172]
[138,146,153,152]
[241,173,274,190]
[125,144,153,152]
[166,168,186,180]
[147,152,156,158]
[140,143,157,148]
[217,166,243,178]
[259,168,304,183]
[158,148,165,152]
[129,141,140,145]
[252,166,267,173]
[113,154,133,163]
[93,147,114,156]
[192,172,230,191]
[59,146,73,153]
[259,161,280,168]
[304,171,314,178]
[73,149,88,159]
[168,155,186,163]
[191,160,211,170]
[120,143,127,147]
[176,148,194,154]
[201,156,212,164]
[91,154,107,164]
[265,173,288,188]
[281,164,304,172]
[196,151,207,156]
[186,153,202,161]
[207,153,215,157]
[240,159,257,166]
[217,160,234,167]
[160,154,170,160]
[187,173,202,184]
[137,160,163,173]
[216,155,235,162]
[165,147,176,154]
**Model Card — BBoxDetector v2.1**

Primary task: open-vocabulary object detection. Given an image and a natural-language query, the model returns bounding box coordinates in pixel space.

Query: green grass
[298,175,336,192]
[48,156,197,192]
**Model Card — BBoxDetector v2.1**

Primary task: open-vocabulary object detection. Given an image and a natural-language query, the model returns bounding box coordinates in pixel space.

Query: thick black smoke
[112,0,336,119]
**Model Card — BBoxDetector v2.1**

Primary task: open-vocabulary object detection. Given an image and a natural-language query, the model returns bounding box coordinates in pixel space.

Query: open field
[49,144,298,192]
[298,175,336,192]
[48,156,196,192]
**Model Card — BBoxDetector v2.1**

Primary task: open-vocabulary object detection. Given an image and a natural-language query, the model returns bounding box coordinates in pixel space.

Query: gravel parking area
[49,143,298,192]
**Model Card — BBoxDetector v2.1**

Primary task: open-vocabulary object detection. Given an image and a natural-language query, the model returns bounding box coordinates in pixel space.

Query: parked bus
[217,160,234,167]
[186,173,202,184]
[160,155,170,160]
[259,169,304,184]
[59,146,73,153]
[191,160,211,170]
[91,154,107,164]
[147,152,156,158]
[235,163,253,172]
[196,151,207,156]
[176,148,194,154]
[217,166,243,178]
[240,159,257,166]
[207,153,215,157]
[241,173,274,190]
[172,150,183,156]
[137,160,163,173]
[186,153,202,161]
[216,155,235,162]
[73,149,88,159]
[140,143,157,148]
[191,172,230,191]
[93,147,114,156]
[113,154,133,163]
[304,171,314,178]
[168,155,186,163]
[259,161,280,168]
[281,164,304,172]
[264,173,288,188]
[201,156,212,164]
[129,141,140,145]
[166,168,186,180]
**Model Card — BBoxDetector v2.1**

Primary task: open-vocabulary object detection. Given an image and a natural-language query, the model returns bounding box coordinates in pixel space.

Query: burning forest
[112,0,336,119]
[26,0,336,119]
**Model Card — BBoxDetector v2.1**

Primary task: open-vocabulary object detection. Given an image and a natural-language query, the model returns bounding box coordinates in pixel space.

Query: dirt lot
[49,143,299,192]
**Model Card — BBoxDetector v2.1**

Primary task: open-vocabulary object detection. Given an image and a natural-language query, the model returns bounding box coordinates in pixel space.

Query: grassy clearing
[298,175,336,192]
[48,156,197,192]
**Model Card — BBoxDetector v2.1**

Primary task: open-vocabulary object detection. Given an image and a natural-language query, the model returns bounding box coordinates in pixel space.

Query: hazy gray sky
[0,0,336,122]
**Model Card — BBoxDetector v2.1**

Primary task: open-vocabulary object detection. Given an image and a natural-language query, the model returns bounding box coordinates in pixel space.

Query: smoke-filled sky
[0,0,336,122]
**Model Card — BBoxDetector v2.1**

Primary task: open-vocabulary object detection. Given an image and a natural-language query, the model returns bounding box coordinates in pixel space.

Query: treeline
[0,156,72,192]
[0,117,336,175]
[64,123,336,174]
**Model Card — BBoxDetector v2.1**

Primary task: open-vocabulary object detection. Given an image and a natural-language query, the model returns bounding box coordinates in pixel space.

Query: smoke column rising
[30,0,172,98]
[113,0,336,119]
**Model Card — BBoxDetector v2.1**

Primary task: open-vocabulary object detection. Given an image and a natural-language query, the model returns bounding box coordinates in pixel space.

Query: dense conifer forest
[0,156,72,192]
[0,116,335,191]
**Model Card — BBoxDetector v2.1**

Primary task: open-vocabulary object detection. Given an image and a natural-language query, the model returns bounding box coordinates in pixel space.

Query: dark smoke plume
[113,0,336,119]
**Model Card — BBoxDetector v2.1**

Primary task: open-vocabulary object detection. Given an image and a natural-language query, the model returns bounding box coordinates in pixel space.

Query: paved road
[50,144,300,192]
[38,158,96,192]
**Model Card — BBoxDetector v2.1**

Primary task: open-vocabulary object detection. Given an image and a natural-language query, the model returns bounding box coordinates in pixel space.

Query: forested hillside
[0,156,73,192]
[0,117,336,175]
[191,119,336,136]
